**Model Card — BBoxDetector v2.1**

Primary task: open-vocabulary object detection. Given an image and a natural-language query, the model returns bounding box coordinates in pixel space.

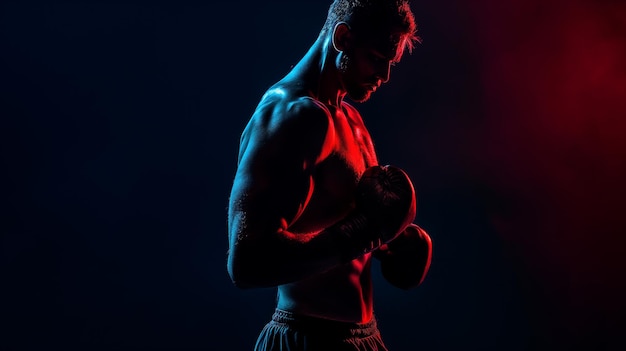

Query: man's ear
[332,22,352,52]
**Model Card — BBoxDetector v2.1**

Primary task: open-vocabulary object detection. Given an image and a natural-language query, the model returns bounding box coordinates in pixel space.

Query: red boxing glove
[331,165,417,262]
[355,165,417,242]
[375,223,433,289]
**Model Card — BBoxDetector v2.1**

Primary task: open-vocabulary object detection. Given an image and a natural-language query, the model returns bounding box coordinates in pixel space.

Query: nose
[378,62,391,84]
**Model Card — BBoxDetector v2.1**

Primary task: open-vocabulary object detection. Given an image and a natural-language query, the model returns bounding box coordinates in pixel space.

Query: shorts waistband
[270,309,379,339]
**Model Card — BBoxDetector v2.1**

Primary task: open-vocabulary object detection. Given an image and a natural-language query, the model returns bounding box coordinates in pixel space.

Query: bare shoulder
[239,85,336,166]
[252,87,333,136]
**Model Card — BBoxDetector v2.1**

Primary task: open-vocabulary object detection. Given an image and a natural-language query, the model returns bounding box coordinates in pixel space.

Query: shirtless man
[227,1,432,350]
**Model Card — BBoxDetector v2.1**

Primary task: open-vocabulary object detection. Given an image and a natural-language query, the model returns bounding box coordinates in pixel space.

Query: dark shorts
[254,309,389,351]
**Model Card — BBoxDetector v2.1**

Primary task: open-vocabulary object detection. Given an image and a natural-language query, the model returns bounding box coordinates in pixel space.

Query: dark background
[2,1,625,350]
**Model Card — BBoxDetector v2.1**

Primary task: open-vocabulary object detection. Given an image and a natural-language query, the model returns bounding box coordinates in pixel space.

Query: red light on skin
[363,84,378,93]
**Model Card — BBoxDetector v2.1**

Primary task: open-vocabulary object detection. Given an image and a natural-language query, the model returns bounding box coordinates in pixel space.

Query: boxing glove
[375,223,433,289]
[331,165,417,262]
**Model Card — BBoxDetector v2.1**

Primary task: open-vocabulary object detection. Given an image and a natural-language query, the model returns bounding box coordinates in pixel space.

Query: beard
[344,80,374,103]
[338,52,377,103]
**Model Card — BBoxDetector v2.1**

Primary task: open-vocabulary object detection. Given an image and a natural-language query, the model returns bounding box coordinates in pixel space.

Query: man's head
[321,0,420,102]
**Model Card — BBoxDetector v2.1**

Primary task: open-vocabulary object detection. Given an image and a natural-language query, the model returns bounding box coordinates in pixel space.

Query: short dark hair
[321,0,421,53]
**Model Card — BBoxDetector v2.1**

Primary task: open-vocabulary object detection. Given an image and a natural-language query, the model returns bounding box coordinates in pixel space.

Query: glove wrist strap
[329,211,382,263]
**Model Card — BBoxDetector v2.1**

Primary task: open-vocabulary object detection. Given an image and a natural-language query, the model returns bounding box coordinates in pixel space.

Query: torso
[274,87,379,323]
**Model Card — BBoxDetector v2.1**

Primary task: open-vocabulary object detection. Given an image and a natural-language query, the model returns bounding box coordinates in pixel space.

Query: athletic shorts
[253,309,389,351]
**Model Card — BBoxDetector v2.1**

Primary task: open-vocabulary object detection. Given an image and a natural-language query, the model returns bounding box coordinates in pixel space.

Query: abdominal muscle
[276,253,374,323]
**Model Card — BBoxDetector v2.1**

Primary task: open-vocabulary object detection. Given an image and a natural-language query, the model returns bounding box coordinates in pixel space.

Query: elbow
[227,253,256,289]
[227,249,274,289]
[226,228,292,288]
[226,261,243,288]
[227,270,258,290]
[229,276,256,290]
[227,266,253,289]
[226,227,262,289]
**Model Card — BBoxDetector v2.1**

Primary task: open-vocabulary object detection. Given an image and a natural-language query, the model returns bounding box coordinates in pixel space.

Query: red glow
[464,0,626,346]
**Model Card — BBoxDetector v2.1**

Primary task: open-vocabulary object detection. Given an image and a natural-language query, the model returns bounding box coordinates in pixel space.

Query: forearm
[228,222,359,288]
[227,163,418,288]
[228,212,379,288]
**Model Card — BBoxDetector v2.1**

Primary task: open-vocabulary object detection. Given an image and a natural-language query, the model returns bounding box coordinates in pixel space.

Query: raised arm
[227,94,342,288]
[227,93,417,289]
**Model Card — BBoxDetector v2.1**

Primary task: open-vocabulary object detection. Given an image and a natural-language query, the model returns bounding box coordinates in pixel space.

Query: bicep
[228,100,332,245]
[228,143,313,243]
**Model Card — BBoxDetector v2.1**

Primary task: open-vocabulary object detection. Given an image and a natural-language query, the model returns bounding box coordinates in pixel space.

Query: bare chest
[316,111,378,208]
[288,107,377,234]
[333,113,378,171]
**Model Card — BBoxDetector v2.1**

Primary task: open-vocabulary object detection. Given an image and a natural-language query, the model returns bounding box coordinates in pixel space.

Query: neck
[289,34,346,107]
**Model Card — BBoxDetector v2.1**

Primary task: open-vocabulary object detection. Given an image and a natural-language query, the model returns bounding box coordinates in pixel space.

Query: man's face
[342,32,406,103]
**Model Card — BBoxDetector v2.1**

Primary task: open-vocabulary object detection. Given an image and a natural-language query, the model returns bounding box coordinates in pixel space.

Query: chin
[347,89,371,103]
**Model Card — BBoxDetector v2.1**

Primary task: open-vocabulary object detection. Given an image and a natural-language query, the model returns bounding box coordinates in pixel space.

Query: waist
[270,308,379,339]
[276,257,374,321]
